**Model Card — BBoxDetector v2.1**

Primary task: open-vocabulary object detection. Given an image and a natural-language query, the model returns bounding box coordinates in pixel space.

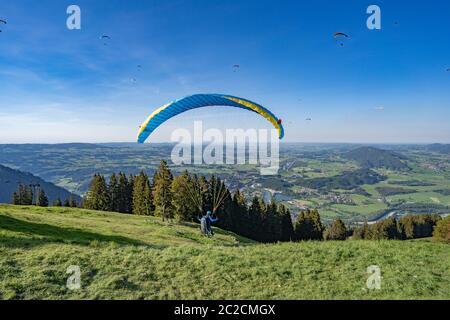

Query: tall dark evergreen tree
[53,198,62,207]
[11,183,33,205]
[171,171,196,221]
[278,204,294,241]
[153,160,174,221]
[132,171,153,215]
[293,209,324,241]
[23,185,33,205]
[69,195,78,208]
[11,191,20,205]
[83,174,110,211]
[117,172,131,213]
[64,198,71,207]
[108,173,120,212]
[36,189,49,207]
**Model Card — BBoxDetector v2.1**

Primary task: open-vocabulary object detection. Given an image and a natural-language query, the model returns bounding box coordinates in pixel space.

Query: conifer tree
[230,189,248,236]
[64,198,71,207]
[132,171,153,215]
[153,160,174,221]
[69,195,78,208]
[353,222,370,239]
[23,185,33,205]
[278,204,294,241]
[171,171,196,221]
[53,198,62,207]
[108,173,120,212]
[248,196,265,240]
[117,172,130,213]
[293,209,324,241]
[83,174,110,211]
[12,191,20,205]
[324,219,347,240]
[36,189,49,207]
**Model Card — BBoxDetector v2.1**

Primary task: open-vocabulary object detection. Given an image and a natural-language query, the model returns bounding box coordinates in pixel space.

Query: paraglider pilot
[198,211,219,236]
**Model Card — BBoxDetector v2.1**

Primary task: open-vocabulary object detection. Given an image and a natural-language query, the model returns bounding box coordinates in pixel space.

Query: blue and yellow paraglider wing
[137,94,284,143]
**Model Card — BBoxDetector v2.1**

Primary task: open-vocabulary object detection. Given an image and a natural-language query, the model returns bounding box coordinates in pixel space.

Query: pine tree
[278,204,294,241]
[53,198,62,207]
[23,185,33,205]
[64,198,71,207]
[27,186,35,205]
[17,183,27,205]
[171,171,196,221]
[248,196,265,240]
[83,174,110,211]
[13,184,34,205]
[293,209,324,241]
[263,199,278,242]
[217,189,233,230]
[108,173,120,212]
[230,189,248,236]
[117,172,130,213]
[127,174,135,213]
[36,189,49,207]
[69,195,78,208]
[153,160,174,221]
[324,219,347,240]
[12,192,20,205]
[353,222,370,240]
[132,171,153,215]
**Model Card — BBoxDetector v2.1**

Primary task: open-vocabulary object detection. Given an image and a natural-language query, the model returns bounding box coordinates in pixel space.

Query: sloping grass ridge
[0,205,448,299]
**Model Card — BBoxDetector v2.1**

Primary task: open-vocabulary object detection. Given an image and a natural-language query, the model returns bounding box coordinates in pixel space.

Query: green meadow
[0,205,448,300]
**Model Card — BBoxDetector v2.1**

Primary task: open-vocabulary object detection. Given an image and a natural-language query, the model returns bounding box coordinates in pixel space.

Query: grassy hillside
[0,205,449,300]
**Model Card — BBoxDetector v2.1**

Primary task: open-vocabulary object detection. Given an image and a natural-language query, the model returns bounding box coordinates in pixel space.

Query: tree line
[352,214,442,240]
[16,160,444,243]
[11,183,78,207]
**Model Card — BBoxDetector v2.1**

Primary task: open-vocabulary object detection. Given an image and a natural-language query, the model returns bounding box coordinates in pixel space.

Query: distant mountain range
[425,144,450,154]
[0,164,80,204]
[343,147,410,170]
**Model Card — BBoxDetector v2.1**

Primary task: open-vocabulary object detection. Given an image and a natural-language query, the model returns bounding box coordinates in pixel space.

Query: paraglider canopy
[100,35,111,45]
[0,19,6,32]
[137,94,284,143]
[334,32,349,46]
[334,32,349,39]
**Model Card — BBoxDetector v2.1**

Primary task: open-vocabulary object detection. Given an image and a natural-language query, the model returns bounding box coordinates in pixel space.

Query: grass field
[0,205,449,300]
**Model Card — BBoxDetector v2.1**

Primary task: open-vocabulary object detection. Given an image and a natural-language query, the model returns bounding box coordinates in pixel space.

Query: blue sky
[0,0,449,143]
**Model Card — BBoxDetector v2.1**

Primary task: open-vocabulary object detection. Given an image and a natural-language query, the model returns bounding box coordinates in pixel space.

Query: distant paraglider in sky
[334,32,349,47]
[306,118,312,121]
[100,35,111,45]
[0,19,7,32]
[137,94,284,143]
[232,64,240,72]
